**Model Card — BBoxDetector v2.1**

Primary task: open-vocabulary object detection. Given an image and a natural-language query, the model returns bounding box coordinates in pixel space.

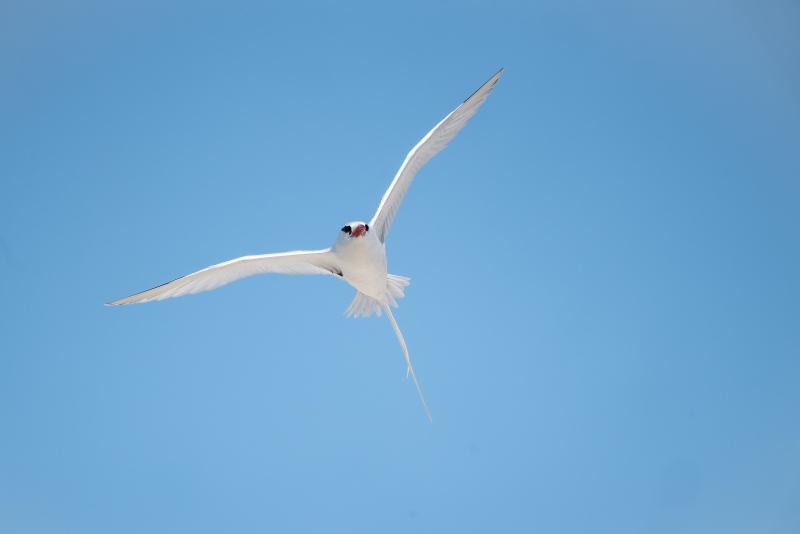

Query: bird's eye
[341,225,351,234]
[365,224,369,231]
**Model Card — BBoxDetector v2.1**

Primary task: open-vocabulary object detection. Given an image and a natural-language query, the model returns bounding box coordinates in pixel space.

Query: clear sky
[1,1,799,532]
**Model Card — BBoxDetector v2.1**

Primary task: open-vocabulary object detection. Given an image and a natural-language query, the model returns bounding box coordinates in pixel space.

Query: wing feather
[107,248,340,305]
[369,68,503,243]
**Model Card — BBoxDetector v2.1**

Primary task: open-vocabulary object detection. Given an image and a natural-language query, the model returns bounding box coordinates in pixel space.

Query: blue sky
[1,1,799,532]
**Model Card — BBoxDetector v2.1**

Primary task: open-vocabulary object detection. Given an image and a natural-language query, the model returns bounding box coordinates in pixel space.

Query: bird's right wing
[369,68,503,244]
[107,248,340,305]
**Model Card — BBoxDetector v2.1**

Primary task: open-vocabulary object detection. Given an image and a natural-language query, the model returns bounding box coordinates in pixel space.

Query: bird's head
[339,222,369,239]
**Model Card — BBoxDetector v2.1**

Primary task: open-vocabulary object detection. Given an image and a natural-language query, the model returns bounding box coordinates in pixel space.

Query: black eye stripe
[365,224,369,231]
[341,225,351,234]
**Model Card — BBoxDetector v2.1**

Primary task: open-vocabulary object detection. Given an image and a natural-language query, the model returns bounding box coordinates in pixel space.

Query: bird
[108,68,504,420]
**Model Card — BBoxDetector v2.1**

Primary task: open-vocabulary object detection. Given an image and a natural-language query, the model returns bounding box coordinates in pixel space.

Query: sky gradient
[1,1,799,532]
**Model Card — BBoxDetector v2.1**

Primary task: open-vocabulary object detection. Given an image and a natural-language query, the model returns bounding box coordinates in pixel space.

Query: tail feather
[342,274,430,420]
[344,274,410,318]
[384,305,432,422]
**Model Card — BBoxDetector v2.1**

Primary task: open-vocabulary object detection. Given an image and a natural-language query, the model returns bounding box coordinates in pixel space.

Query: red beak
[351,224,366,237]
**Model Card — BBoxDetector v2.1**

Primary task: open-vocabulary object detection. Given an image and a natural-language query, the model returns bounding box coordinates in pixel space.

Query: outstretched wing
[107,249,340,305]
[369,68,503,244]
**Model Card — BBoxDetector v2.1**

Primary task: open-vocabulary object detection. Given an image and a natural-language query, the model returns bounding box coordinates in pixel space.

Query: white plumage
[108,69,504,420]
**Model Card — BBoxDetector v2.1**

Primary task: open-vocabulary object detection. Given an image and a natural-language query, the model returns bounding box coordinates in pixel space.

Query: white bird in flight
[108,68,503,420]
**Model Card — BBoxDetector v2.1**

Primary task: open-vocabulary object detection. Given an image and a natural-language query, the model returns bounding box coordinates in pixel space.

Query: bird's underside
[108,68,504,421]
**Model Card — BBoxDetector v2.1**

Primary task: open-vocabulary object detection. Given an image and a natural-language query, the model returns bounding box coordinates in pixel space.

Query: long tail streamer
[384,305,432,421]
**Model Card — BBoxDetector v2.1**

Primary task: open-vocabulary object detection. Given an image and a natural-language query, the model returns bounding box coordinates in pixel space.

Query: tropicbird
[108,68,503,420]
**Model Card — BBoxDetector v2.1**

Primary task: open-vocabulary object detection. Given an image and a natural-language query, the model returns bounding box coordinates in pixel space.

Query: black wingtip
[462,68,504,104]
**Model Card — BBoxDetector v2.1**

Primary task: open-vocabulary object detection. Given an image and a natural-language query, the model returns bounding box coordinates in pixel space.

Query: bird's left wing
[369,68,503,244]
[107,248,340,305]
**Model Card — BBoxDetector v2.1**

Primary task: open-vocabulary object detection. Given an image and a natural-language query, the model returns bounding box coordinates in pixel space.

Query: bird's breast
[334,237,388,299]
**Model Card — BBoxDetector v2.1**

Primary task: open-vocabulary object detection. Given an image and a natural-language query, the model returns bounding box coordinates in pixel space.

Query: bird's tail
[344,274,410,318]
[384,305,432,422]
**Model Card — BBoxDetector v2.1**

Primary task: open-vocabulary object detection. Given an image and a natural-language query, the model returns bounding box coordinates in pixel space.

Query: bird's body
[109,69,504,420]
[334,222,388,302]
